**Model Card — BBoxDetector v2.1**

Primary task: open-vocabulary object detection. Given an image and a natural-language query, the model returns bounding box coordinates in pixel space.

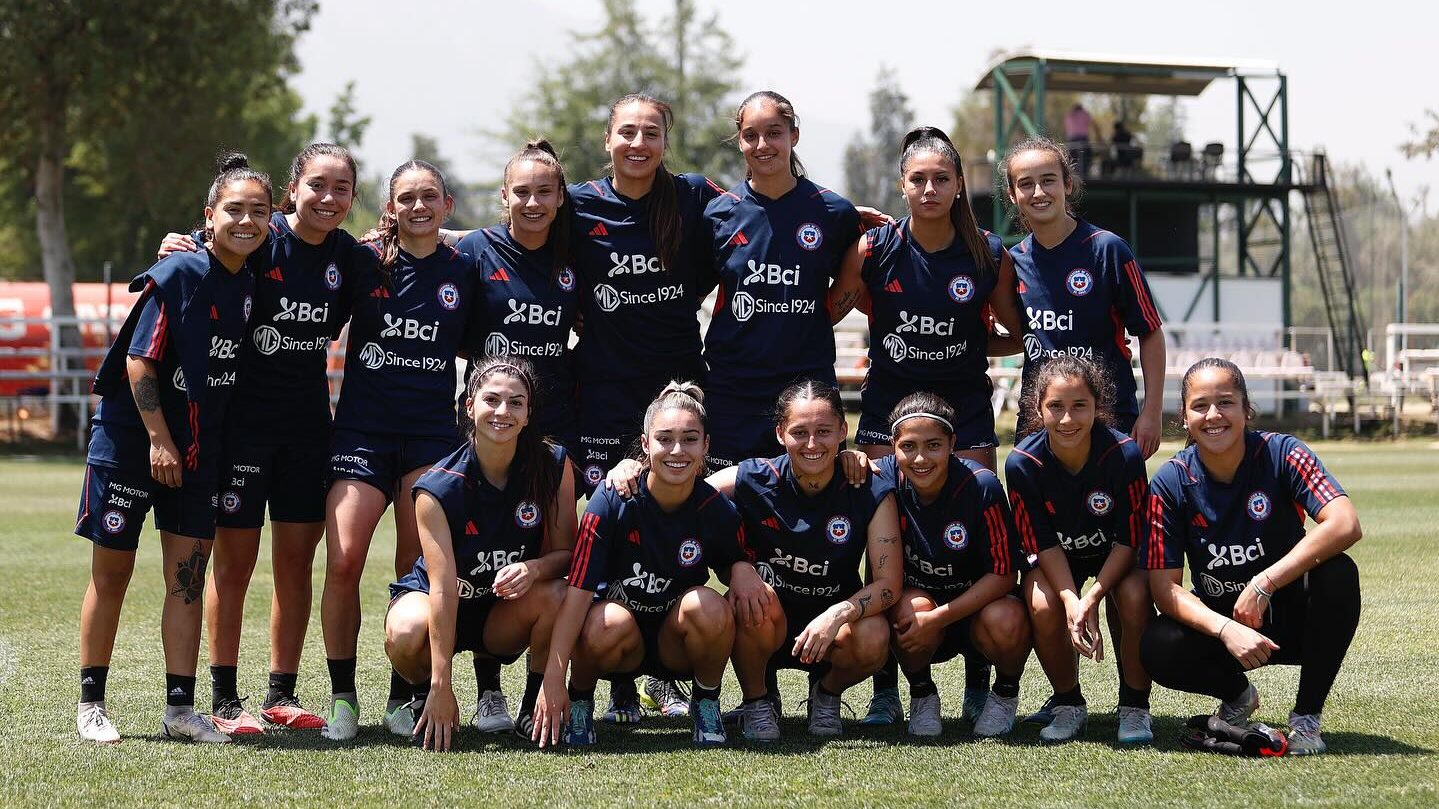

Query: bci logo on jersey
[677,538,703,568]
[608,252,664,277]
[504,298,562,326]
[1205,538,1266,570]
[211,335,240,360]
[102,509,126,534]
[943,521,969,551]
[437,282,461,310]
[1066,268,1094,296]
[948,274,976,303]
[826,515,852,545]
[623,562,674,594]
[380,313,440,341]
[895,310,955,336]
[471,547,526,576]
[275,296,330,323]
[221,491,242,514]
[1026,306,1074,332]
[514,500,541,528]
[1246,491,1272,521]
[1086,490,1113,516]
[324,263,342,290]
[557,268,576,291]
[1059,529,1108,552]
[744,259,800,286]
[796,222,823,251]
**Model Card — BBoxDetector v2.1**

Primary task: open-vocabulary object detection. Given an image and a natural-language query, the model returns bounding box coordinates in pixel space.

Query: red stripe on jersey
[186,401,200,471]
[863,232,875,259]
[1009,491,1039,556]
[569,512,601,584]
[1126,480,1145,547]
[736,522,755,563]
[1285,447,1340,504]
[1082,228,1109,244]
[432,466,465,480]
[146,292,168,360]
[704,177,726,196]
[1097,436,1131,465]
[1110,308,1133,360]
[1009,447,1044,467]
[586,180,606,197]
[809,186,833,198]
[588,223,608,238]
[1145,492,1166,568]
[984,504,1011,575]
[1124,260,1163,330]
[712,281,727,314]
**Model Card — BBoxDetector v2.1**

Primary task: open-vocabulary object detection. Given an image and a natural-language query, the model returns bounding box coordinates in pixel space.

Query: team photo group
[72,89,1363,756]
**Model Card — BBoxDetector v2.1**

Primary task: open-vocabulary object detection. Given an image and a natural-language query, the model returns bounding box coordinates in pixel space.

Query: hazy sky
[289,0,1437,212]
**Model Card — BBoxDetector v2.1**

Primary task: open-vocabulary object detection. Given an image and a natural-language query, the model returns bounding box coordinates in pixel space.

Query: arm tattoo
[855,593,873,618]
[880,588,895,609]
[134,373,161,412]
[169,540,207,604]
[873,553,889,571]
[833,290,860,315]
[874,534,899,546]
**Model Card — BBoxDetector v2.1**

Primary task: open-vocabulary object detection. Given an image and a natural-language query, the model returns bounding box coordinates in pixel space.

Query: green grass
[1,442,1437,807]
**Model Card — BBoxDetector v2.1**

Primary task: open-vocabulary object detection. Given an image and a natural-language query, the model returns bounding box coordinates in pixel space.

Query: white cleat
[320,696,359,741]
[161,710,231,744]
[973,692,1019,738]
[78,702,120,744]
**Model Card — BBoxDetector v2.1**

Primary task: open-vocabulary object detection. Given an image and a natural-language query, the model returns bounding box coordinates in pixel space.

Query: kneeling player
[533,383,756,748]
[384,358,575,751]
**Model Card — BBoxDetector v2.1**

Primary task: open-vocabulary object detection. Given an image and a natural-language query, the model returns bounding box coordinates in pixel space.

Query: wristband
[1217,618,1233,640]
[1250,576,1274,601]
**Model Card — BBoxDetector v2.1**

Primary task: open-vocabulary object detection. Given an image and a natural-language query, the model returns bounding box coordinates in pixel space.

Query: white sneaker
[1287,712,1326,755]
[472,689,514,733]
[1040,703,1088,743]
[320,695,359,741]
[77,702,120,744]
[973,692,1019,738]
[1217,682,1260,724]
[385,699,422,737]
[908,693,942,737]
[161,710,231,744]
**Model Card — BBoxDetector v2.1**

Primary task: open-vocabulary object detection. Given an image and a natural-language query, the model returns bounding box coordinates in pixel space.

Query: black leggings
[1141,553,1360,717]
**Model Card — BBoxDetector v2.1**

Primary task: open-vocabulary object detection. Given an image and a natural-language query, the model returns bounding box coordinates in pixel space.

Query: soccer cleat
[641,677,690,717]
[259,696,326,729]
[600,693,643,724]
[566,699,596,746]
[1287,712,1326,755]
[973,692,1020,738]
[511,708,536,742]
[385,699,422,737]
[1040,703,1089,743]
[740,696,781,742]
[211,699,265,735]
[1116,706,1154,745]
[472,689,514,733]
[962,687,989,724]
[807,682,843,737]
[320,696,359,741]
[908,693,943,738]
[77,702,120,744]
[1023,693,1056,726]
[691,697,727,746]
[861,687,904,726]
[161,710,231,744]
[1217,682,1260,725]
[724,690,782,726]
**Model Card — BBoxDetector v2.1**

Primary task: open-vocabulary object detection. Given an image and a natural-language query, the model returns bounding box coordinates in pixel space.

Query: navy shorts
[574,370,702,494]
[76,462,219,550]
[768,597,836,676]
[216,436,330,529]
[704,390,781,470]
[602,600,687,681]
[329,429,461,502]
[387,584,522,664]
[922,588,1025,666]
[856,370,996,450]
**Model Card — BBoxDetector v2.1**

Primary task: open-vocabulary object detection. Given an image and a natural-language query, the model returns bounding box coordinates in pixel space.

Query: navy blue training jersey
[568,476,746,615]
[876,455,1020,600]
[730,455,895,608]
[1009,220,1163,417]
[229,212,355,437]
[458,226,579,411]
[569,173,722,381]
[406,441,567,599]
[90,251,252,468]
[704,178,862,393]
[1139,431,1345,612]
[861,219,1003,384]
[334,243,476,437]
[1006,425,1148,566]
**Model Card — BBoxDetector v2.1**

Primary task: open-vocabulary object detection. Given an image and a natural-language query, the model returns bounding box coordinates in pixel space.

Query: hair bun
[526,138,557,157]
[659,380,703,404]
[217,151,250,173]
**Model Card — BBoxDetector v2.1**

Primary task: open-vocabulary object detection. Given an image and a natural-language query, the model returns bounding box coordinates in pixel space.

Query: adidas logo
[168,687,187,697]
[369,286,390,298]
[1191,514,1209,528]
[465,520,479,536]
[81,676,95,685]
[589,222,608,237]
[1017,280,1028,294]
[490,267,511,282]
[729,230,749,246]
[884,279,903,294]
[266,267,284,282]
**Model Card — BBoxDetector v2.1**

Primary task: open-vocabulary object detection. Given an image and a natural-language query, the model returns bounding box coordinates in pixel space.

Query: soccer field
[2,442,1436,808]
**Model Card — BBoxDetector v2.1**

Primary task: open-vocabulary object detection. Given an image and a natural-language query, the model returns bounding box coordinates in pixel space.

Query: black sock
[326,657,356,696]
[766,667,780,698]
[608,676,637,702]
[873,654,899,692]
[693,680,721,703]
[475,656,502,694]
[569,684,596,703]
[817,682,842,699]
[1118,682,1151,711]
[264,671,298,707]
[992,671,1021,700]
[410,679,430,704]
[80,666,109,704]
[210,665,239,708]
[965,656,993,691]
[388,669,410,703]
[1052,685,1085,707]
[166,673,197,708]
[519,671,544,717]
[904,666,938,699]
[743,691,771,705]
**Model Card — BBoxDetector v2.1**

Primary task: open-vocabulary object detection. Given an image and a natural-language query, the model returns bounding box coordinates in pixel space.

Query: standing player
[1001,136,1166,457]
[531,383,755,748]
[875,393,1033,737]
[1006,355,1154,744]
[386,358,575,751]
[157,143,360,734]
[703,91,863,468]
[75,154,266,743]
[1140,359,1362,755]
[320,160,477,741]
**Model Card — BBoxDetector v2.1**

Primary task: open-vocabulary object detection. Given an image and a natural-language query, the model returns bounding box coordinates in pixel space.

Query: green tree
[1401,109,1439,160]
[500,0,742,187]
[410,134,492,231]
[842,67,914,212]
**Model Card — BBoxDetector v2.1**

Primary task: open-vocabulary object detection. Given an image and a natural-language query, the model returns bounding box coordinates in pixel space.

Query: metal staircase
[1298,152,1370,384]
